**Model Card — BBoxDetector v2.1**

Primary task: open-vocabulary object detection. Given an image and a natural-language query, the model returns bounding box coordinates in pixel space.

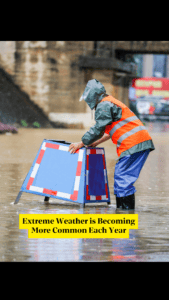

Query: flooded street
[1,122,169,262]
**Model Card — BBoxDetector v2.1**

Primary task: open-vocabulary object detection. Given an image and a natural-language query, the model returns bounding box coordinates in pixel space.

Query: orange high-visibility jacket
[101,95,153,158]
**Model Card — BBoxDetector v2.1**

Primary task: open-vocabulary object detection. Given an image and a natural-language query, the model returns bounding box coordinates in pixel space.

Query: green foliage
[21,120,28,127]
[33,121,40,128]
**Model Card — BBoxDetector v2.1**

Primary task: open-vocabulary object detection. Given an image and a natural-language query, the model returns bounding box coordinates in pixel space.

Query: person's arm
[89,133,110,147]
[69,101,121,154]
[81,101,113,146]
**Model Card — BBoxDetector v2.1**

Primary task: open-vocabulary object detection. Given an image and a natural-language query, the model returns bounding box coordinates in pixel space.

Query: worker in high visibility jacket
[69,79,155,210]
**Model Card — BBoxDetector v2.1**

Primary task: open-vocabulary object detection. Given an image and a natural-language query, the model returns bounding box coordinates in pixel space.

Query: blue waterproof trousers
[114,149,150,198]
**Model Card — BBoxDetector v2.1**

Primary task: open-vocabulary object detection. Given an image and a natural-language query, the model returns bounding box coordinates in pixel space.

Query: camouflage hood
[79,79,106,110]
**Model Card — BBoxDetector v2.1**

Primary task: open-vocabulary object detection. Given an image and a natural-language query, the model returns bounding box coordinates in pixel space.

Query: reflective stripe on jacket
[101,95,153,157]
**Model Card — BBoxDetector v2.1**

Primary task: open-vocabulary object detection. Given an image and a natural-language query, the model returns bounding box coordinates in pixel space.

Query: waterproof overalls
[81,79,155,209]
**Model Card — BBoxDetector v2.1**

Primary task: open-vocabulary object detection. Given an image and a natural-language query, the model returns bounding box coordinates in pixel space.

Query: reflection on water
[0,123,169,262]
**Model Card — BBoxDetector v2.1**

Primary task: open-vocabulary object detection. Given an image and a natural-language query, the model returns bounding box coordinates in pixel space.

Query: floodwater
[1,121,169,262]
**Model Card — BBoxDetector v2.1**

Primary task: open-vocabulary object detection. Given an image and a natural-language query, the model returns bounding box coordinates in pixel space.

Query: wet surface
[1,122,169,262]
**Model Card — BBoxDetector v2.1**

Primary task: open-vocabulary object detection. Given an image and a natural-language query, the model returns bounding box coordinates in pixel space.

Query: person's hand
[69,141,84,154]
[89,141,98,147]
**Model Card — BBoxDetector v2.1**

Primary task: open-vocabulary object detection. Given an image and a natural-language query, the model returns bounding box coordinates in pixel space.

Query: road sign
[14,139,110,207]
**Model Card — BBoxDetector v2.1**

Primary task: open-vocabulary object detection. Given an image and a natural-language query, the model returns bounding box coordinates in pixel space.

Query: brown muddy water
[1,122,169,262]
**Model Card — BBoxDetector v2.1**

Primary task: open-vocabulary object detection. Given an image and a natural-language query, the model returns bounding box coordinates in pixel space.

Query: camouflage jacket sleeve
[81,101,122,145]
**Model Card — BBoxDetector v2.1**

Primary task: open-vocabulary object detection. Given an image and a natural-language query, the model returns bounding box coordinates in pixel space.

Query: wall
[0,41,16,74]
[0,41,116,128]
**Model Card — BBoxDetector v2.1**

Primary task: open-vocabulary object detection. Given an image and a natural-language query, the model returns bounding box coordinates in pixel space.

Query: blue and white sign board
[14,139,110,207]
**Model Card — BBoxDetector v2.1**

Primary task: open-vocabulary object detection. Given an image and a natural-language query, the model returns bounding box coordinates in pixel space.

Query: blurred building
[134,54,169,78]
[0,41,136,129]
[0,41,89,128]
[2,41,169,129]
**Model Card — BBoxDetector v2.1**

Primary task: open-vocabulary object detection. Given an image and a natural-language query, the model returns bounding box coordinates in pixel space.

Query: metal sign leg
[14,191,23,204]
[44,196,50,202]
